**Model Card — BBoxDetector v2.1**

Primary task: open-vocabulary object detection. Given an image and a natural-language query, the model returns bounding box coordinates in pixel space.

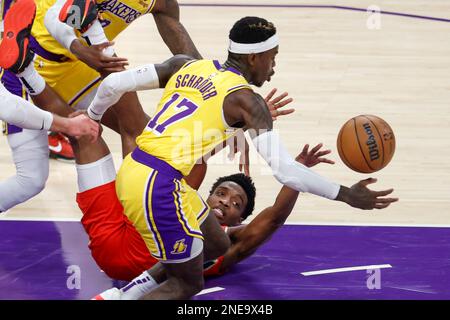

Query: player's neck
[223,59,251,82]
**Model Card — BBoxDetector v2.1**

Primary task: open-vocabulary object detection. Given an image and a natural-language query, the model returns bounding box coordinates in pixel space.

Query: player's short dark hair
[209,173,256,221]
[229,16,276,44]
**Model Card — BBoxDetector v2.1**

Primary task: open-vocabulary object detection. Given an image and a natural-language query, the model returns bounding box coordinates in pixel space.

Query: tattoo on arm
[153,0,202,59]
[242,93,273,138]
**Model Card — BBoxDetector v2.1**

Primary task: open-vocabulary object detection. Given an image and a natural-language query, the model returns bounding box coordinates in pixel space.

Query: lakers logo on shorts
[171,239,188,255]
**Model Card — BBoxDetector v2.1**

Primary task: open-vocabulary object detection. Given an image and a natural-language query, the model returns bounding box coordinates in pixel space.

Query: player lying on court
[87,143,335,300]
[80,16,398,299]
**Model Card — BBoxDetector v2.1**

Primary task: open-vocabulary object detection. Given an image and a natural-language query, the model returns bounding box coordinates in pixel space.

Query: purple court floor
[0,221,449,300]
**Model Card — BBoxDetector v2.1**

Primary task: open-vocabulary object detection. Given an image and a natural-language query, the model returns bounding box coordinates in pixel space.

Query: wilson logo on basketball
[363,123,380,161]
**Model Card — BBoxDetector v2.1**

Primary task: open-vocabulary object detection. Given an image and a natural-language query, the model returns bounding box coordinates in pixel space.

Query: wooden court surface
[1,0,449,226]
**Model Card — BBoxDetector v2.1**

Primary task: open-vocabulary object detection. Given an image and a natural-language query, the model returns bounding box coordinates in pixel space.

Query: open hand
[295,143,335,168]
[264,88,295,121]
[341,178,399,210]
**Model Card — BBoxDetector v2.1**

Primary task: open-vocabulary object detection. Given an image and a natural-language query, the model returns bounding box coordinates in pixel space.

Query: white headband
[228,33,279,54]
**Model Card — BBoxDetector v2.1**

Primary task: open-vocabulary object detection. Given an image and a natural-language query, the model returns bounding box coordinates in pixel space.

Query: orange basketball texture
[337,115,396,173]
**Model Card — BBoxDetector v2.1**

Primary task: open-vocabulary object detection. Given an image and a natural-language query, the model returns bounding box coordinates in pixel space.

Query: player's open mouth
[213,208,224,219]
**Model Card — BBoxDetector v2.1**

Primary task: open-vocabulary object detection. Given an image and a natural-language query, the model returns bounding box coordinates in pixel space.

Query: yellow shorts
[34,56,101,108]
[116,148,209,262]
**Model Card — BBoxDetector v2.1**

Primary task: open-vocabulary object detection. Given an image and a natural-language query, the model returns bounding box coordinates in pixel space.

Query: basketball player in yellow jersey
[85,17,398,299]
[28,0,201,157]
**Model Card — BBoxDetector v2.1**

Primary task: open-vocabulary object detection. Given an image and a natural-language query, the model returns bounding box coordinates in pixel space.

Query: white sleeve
[44,0,78,52]
[87,64,159,120]
[0,85,53,131]
[252,130,341,200]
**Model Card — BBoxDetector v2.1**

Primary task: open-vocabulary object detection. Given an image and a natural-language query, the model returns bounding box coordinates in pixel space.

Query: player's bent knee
[19,174,47,198]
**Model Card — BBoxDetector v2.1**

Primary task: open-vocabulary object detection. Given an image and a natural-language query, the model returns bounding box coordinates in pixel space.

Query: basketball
[337,115,396,173]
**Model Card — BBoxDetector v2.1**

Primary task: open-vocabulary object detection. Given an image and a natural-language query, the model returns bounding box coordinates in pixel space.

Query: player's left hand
[295,143,335,168]
[264,88,295,121]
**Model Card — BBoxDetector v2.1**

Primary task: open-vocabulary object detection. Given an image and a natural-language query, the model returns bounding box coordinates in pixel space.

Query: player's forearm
[252,130,340,200]
[45,0,78,52]
[153,4,202,59]
[0,85,53,130]
[87,64,159,121]
[271,186,300,224]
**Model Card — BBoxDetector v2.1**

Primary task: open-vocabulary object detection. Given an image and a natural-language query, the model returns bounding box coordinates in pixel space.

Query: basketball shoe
[59,0,99,33]
[92,288,122,300]
[48,132,75,161]
[0,0,36,74]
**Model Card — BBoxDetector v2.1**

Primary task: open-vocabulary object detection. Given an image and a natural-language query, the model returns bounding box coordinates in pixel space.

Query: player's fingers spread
[374,203,391,209]
[265,88,277,101]
[376,197,399,203]
[272,92,289,104]
[360,177,377,186]
[310,143,323,153]
[320,159,335,164]
[316,150,331,157]
[374,188,394,196]
[276,98,293,109]
[301,144,309,154]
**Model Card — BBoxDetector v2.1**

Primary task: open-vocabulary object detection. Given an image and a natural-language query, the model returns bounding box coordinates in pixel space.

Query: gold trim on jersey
[145,0,156,13]
[144,170,166,260]
[68,76,102,107]
[173,180,204,240]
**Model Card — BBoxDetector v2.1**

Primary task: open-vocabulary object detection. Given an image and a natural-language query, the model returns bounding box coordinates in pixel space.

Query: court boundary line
[1,216,450,228]
[301,264,392,276]
[179,3,450,24]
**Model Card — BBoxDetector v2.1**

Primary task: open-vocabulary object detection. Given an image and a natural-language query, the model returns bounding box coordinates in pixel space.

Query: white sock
[120,271,158,300]
[82,20,114,57]
[76,153,116,192]
[16,61,46,96]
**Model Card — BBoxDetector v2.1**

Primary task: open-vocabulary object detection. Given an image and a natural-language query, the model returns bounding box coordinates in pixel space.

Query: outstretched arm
[152,0,202,59]
[224,90,398,209]
[214,144,332,274]
[86,54,193,121]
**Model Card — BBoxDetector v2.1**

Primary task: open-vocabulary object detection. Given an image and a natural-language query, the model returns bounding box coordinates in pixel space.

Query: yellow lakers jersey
[136,60,253,176]
[32,0,156,58]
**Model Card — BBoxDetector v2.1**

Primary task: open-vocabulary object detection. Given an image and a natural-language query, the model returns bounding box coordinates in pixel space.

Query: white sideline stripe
[301,264,392,276]
[2,217,450,229]
[195,287,225,296]
[283,221,450,228]
[0,216,80,222]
